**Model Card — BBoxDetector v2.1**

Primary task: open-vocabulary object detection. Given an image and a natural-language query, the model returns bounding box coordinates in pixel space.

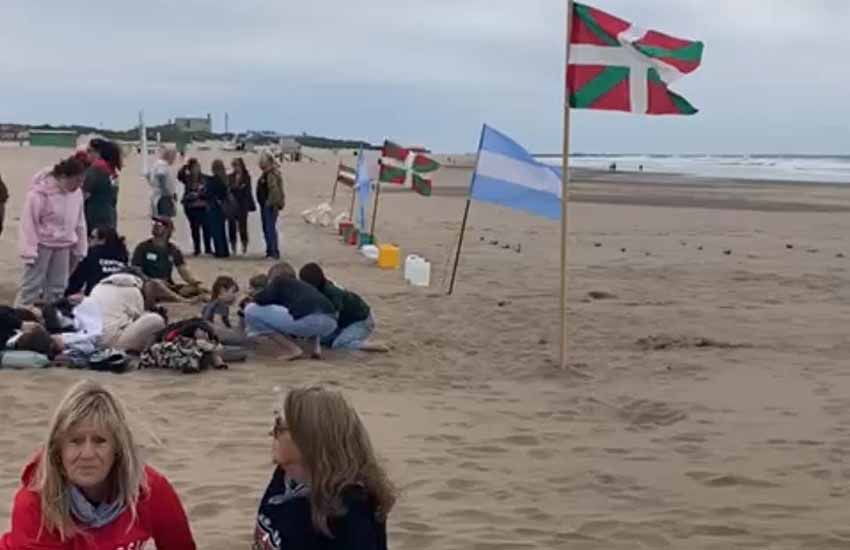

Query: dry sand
[1,145,850,549]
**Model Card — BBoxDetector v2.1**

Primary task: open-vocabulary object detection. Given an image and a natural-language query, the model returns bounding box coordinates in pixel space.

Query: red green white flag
[379,141,440,197]
[567,2,704,115]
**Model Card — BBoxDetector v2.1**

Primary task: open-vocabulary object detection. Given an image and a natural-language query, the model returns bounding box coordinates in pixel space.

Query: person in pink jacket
[16,156,88,307]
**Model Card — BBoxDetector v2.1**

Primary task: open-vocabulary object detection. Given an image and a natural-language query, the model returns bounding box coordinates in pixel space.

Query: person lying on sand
[0,380,197,550]
[131,217,206,303]
[298,263,387,352]
[254,386,395,550]
[243,262,338,359]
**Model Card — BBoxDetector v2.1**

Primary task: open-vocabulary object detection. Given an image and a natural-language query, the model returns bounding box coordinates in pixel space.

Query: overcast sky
[1,1,847,154]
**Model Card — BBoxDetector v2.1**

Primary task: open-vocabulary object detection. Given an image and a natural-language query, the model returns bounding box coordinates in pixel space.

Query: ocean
[556,154,850,184]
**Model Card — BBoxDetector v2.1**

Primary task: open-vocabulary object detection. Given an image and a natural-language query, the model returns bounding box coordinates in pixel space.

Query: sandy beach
[1,145,849,549]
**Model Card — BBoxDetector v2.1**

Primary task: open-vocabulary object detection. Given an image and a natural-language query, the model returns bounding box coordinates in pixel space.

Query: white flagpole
[139,110,149,176]
[560,0,575,369]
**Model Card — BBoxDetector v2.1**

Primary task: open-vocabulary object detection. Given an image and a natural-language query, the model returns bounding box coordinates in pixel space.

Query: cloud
[0,1,847,153]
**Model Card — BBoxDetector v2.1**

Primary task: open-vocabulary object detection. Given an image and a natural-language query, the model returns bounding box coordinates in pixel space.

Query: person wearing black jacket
[205,159,231,258]
[227,157,256,254]
[0,171,8,236]
[244,262,337,358]
[178,158,211,256]
[65,226,129,296]
[253,386,394,550]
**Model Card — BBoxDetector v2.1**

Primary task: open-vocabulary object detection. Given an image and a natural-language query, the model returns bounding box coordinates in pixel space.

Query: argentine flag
[470,125,562,220]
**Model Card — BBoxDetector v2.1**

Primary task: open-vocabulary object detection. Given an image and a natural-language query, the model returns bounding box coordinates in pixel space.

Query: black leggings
[227,211,249,250]
[184,206,211,255]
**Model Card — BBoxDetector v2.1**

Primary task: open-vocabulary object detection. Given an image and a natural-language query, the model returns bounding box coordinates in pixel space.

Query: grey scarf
[268,473,310,506]
[69,486,125,529]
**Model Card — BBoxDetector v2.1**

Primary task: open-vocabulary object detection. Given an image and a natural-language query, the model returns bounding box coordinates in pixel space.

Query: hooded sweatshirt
[19,168,87,262]
[87,273,146,346]
[0,453,196,550]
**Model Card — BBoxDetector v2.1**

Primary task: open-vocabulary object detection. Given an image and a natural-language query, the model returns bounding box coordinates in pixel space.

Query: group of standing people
[148,148,286,260]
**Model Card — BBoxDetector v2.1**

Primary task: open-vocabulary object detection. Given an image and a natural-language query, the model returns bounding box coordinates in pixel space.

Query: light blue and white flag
[355,146,371,232]
[470,125,563,220]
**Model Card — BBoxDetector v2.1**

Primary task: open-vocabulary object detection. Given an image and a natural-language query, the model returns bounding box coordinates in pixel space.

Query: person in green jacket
[83,139,122,229]
[256,152,285,259]
[298,262,376,350]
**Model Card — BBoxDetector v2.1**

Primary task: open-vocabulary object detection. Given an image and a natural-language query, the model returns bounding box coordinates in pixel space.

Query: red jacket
[0,455,196,550]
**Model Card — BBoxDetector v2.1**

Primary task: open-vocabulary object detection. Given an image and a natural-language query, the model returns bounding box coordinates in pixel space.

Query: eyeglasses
[270,414,288,437]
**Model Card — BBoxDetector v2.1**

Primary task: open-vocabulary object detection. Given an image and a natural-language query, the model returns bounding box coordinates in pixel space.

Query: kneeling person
[298,263,375,350]
[131,217,204,303]
[244,262,337,357]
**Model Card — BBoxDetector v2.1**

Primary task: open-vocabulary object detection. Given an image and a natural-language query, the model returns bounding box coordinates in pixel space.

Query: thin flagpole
[348,185,357,221]
[369,181,381,238]
[448,126,486,296]
[560,0,575,369]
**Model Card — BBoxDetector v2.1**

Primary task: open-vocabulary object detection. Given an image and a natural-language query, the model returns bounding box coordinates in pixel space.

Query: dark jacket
[204,174,230,212]
[83,164,117,229]
[66,244,129,296]
[254,278,335,320]
[320,282,370,329]
[229,171,256,212]
[178,167,207,209]
[0,306,24,349]
[254,468,387,550]
[0,174,9,203]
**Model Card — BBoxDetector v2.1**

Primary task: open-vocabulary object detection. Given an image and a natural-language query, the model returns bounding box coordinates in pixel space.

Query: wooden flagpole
[448,126,486,296]
[330,168,339,205]
[369,182,381,238]
[560,0,575,369]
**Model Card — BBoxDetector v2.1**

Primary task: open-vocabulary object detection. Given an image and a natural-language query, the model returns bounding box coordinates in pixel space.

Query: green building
[29,130,78,148]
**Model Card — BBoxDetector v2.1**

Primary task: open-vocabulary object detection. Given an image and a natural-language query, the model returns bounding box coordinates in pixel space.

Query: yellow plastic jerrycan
[377,244,400,269]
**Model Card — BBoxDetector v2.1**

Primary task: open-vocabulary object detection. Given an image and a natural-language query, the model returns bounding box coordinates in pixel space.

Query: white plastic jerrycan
[404,255,431,287]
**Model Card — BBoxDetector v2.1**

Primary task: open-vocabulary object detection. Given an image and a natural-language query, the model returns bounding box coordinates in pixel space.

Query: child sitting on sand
[254,386,395,550]
[203,276,239,328]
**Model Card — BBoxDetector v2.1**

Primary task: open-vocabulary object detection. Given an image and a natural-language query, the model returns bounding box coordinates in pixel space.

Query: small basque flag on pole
[469,125,562,220]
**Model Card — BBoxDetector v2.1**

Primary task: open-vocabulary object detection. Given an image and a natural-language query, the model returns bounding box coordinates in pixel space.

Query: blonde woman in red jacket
[0,380,196,550]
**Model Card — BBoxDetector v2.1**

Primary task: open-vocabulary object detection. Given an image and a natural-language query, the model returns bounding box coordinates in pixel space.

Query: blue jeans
[329,315,375,349]
[245,304,337,339]
[261,206,280,258]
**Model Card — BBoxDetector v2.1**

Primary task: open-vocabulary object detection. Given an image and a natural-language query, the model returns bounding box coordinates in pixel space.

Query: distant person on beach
[254,386,395,550]
[0,380,197,550]
[204,159,231,258]
[131,217,205,303]
[0,171,8,236]
[243,262,337,358]
[147,147,178,218]
[298,263,377,350]
[83,139,122,229]
[178,158,212,256]
[65,225,129,296]
[16,156,88,307]
[228,157,256,254]
[256,152,285,260]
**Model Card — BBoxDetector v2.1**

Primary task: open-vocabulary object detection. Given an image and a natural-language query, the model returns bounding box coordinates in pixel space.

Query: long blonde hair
[283,387,396,537]
[32,380,147,540]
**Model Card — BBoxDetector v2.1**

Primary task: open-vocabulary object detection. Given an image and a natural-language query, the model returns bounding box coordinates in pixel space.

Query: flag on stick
[568,2,703,115]
[336,163,356,187]
[379,141,440,196]
[470,125,562,220]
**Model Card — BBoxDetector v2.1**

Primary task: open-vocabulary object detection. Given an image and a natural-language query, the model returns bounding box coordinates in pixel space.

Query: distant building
[174,115,212,133]
[29,130,77,148]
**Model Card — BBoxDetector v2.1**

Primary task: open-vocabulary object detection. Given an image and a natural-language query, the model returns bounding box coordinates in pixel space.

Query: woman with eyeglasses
[253,386,395,550]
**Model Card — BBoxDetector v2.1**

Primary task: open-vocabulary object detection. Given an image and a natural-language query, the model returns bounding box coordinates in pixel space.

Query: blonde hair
[282,387,396,537]
[259,151,279,170]
[32,380,146,540]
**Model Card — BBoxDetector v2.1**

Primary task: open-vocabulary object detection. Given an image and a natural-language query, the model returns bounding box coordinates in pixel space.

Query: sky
[0,1,848,154]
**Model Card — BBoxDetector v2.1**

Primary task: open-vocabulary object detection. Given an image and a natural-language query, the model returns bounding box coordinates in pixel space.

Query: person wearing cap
[131,217,204,303]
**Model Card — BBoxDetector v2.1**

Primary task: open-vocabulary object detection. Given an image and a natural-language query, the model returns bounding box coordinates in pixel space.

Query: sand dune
[1,146,849,549]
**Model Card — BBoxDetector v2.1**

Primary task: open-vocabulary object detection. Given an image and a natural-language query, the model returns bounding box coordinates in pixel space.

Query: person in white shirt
[146,147,178,218]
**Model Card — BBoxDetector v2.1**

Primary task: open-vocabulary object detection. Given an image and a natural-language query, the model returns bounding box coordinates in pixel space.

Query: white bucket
[361,245,379,261]
[405,255,431,287]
